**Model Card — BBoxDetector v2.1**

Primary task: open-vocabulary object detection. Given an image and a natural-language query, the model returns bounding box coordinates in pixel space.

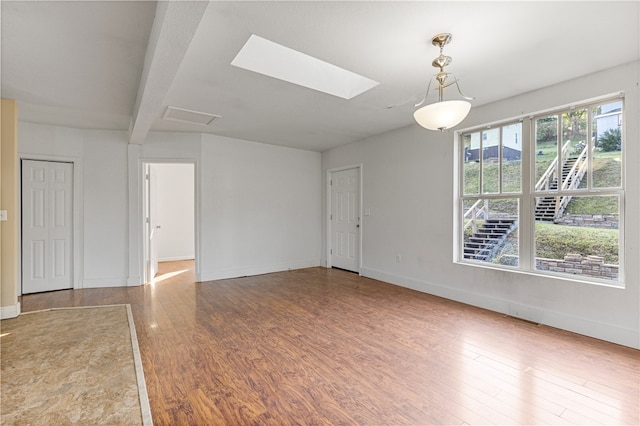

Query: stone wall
[497,254,618,280]
[554,214,618,229]
[536,254,618,280]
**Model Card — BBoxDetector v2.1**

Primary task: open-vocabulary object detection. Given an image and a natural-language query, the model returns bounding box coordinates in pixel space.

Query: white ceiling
[2,1,639,152]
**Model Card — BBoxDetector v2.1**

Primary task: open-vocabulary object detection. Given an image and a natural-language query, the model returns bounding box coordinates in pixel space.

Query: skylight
[231,34,379,100]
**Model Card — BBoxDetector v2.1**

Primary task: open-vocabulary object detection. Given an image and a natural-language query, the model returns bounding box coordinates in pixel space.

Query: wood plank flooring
[20,261,640,425]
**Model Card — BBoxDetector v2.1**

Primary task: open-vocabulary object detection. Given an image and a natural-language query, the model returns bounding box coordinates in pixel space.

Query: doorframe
[136,158,200,284]
[326,164,363,274]
[18,154,84,295]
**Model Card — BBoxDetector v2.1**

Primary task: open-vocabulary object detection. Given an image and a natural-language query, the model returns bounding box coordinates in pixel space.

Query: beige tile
[1,306,147,425]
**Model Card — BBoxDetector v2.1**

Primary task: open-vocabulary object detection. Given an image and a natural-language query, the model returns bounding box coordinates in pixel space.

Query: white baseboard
[200,259,320,281]
[361,266,639,350]
[81,277,127,288]
[126,276,142,286]
[1,302,21,319]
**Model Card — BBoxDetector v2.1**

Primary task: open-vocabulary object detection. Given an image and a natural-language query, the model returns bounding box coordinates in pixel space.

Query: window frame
[455,95,625,287]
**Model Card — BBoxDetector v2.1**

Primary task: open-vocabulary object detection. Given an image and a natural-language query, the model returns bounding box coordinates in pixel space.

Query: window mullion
[478,135,483,194]
[520,118,533,270]
[587,106,593,190]
[556,114,562,195]
[498,127,503,193]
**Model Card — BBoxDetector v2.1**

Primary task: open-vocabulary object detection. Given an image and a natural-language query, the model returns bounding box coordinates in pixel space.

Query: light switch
[364,208,371,216]
[0,210,7,221]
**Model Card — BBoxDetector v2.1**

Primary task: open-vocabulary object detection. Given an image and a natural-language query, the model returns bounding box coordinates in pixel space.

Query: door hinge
[330,214,332,220]
[146,217,150,224]
[145,173,150,180]
[330,249,333,255]
[330,179,333,186]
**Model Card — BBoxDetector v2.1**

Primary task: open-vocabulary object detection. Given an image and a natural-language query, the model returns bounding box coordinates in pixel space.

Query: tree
[597,128,621,152]
[536,116,557,142]
[562,109,587,141]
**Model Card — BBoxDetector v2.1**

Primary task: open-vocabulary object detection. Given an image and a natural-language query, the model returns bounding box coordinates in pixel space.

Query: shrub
[597,128,621,152]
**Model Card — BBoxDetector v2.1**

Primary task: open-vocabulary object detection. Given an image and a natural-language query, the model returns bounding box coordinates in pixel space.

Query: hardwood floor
[20,261,639,425]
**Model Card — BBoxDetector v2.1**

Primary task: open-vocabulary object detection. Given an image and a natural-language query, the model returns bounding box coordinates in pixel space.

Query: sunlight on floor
[151,269,188,284]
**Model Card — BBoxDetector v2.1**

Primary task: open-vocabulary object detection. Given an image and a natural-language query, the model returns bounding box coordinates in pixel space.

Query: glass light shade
[414,100,471,131]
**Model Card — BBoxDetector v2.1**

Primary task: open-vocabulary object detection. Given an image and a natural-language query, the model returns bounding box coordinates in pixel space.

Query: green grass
[464,161,521,194]
[464,222,619,265]
[565,155,620,214]
[464,147,621,214]
[592,153,622,188]
[535,222,618,264]
[535,140,559,182]
[565,195,618,215]
[463,147,621,265]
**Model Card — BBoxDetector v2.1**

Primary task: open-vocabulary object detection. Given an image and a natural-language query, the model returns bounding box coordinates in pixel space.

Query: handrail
[556,144,590,216]
[560,144,588,191]
[534,139,573,192]
[534,140,590,220]
[463,199,488,234]
[534,156,558,191]
[463,199,483,218]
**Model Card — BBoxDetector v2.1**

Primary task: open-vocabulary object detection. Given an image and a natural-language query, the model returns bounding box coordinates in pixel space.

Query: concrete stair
[463,217,518,262]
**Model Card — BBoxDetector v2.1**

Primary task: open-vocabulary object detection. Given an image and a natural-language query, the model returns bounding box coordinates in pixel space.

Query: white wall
[199,134,321,280]
[150,163,195,261]
[321,61,640,349]
[132,131,321,282]
[18,126,322,289]
[19,123,130,288]
[82,131,128,286]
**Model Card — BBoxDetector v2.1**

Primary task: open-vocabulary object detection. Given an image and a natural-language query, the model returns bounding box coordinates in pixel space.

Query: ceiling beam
[129,1,208,145]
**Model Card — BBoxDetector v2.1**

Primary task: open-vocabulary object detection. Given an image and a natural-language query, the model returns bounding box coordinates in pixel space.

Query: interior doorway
[143,162,195,283]
[21,159,74,294]
[328,166,361,273]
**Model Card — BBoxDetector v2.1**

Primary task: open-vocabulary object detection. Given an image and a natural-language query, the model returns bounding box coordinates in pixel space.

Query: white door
[22,160,73,294]
[331,168,360,272]
[144,164,160,282]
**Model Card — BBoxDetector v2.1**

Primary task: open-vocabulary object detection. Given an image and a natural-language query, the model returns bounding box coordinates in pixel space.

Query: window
[458,97,623,284]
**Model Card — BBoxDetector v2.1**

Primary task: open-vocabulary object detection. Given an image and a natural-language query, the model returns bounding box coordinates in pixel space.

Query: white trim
[124,304,153,426]
[326,164,363,274]
[457,91,625,135]
[127,145,143,286]
[16,305,153,425]
[455,97,625,287]
[137,158,200,284]
[200,258,320,281]
[453,131,462,263]
[361,266,639,349]
[18,154,84,295]
[0,302,21,319]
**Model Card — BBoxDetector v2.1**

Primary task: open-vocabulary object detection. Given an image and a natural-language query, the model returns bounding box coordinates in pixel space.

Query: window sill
[454,259,625,289]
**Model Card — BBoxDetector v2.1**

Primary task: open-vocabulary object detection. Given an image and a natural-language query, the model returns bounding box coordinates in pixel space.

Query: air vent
[163,106,221,126]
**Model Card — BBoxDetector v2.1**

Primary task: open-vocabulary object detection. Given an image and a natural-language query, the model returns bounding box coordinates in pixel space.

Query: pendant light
[414,33,473,131]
